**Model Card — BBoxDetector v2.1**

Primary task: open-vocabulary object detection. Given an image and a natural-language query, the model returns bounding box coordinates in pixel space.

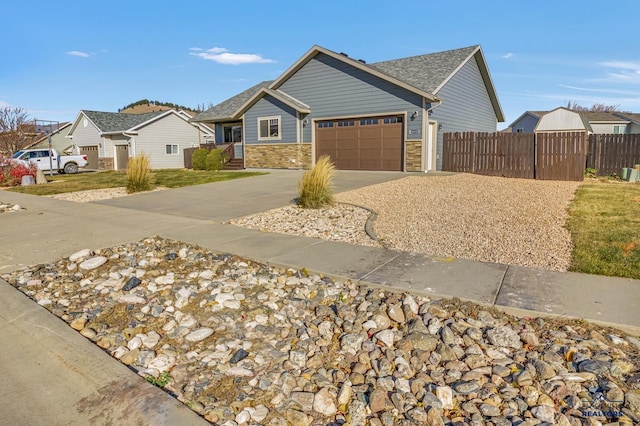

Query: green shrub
[297,155,335,208]
[206,149,223,171]
[126,154,154,193]
[191,148,208,170]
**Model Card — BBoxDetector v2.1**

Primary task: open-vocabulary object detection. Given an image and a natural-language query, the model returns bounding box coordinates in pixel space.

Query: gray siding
[629,123,640,134]
[430,57,498,169]
[135,113,200,169]
[511,114,539,133]
[244,96,297,144]
[70,117,104,156]
[279,53,424,143]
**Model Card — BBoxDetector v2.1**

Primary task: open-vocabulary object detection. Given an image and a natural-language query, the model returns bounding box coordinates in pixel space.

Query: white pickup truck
[12,148,89,174]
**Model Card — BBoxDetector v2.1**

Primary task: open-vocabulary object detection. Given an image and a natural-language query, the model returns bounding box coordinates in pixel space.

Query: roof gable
[269,45,440,103]
[534,107,593,132]
[195,44,505,123]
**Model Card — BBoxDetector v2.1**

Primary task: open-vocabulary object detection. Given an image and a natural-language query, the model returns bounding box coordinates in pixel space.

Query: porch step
[223,158,244,170]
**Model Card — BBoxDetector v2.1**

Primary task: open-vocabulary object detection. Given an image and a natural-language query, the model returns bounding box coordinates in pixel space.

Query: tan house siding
[405,140,422,171]
[245,143,311,169]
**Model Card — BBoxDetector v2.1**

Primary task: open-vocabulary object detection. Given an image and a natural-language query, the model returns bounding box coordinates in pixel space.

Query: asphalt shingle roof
[616,112,640,124]
[583,112,628,122]
[193,45,499,123]
[191,81,273,122]
[366,45,479,94]
[83,110,167,133]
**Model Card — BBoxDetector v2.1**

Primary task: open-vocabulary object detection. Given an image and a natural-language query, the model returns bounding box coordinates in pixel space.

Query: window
[360,118,379,126]
[258,116,281,140]
[516,128,524,133]
[165,144,178,154]
[383,117,402,124]
[613,125,625,134]
[337,120,354,127]
[317,122,334,128]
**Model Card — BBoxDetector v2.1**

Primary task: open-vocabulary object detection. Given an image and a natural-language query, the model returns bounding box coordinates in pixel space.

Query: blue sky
[2,0,639,129]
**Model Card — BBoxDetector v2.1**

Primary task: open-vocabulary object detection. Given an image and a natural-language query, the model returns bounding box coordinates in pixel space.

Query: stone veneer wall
[245,143,311,169]
[405,140,422,172]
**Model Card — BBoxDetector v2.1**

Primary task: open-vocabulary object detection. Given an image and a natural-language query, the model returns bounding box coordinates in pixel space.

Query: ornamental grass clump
[297,155,336,208]
[126,154,154,193]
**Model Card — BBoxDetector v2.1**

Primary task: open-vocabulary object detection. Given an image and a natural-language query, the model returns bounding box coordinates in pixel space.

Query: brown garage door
[316,116,403,171]
[79,146,99,169]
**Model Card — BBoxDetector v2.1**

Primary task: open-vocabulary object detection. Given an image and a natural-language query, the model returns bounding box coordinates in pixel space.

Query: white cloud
[558,84,640,96]
[594,60,640,84]
[66,51,91,58]
[502,52,514,59]
[190,47,275,65]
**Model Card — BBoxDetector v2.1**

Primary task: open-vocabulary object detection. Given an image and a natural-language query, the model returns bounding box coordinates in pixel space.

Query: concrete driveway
[95,169,407,221]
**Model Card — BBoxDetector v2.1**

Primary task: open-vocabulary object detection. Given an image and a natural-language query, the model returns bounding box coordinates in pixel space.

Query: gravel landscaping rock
[0,201,24,212]
[2,236,637,425]
[232,174,580,271]
[48,187,166,203]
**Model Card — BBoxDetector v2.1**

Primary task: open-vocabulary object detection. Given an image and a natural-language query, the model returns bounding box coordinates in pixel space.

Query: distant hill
[119,99,202,116]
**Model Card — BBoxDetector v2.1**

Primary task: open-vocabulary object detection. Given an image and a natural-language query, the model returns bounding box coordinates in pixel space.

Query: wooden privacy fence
[587,134,640,176]
[183,143,216,169]
[442,131,587,181]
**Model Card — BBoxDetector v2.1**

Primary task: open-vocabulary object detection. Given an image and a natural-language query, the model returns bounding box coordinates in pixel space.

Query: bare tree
[0,106,38,154]
[566,101,621,112]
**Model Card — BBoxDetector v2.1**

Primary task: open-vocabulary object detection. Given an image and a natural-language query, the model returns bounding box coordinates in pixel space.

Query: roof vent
[358,59,366,64]
[339,52,349,57]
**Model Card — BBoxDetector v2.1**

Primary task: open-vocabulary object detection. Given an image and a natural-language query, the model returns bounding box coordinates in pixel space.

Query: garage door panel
[79,146,99,170]
[315,116,403,171]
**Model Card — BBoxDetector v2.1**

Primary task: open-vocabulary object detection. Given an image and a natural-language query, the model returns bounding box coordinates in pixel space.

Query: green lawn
[567,182,640,279]
[6,169,267,196]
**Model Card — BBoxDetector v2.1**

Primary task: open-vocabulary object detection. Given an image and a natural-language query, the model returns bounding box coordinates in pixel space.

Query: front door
[223,123,243,159]
[115,145,129,170]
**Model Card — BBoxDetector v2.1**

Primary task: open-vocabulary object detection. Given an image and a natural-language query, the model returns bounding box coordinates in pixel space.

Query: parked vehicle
[12,149,88,174]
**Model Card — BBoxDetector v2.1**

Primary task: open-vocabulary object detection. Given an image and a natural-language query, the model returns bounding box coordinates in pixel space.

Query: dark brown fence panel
[499,132,535,179]
[474,132,501,176]
[442,132,475,173]
[443,132,535,178]
[587,134,640,176]
[536,132,586,181]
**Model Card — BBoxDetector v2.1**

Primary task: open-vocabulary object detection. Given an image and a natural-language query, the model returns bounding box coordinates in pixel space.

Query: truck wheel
[64,163,79,174]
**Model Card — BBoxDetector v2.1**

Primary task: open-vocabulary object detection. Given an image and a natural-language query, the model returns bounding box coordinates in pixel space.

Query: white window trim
[257,116,282,141]
[165,144,179,155]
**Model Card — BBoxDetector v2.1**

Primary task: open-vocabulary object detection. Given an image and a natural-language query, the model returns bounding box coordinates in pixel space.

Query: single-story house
[66,110,214,170]
[25,122,73,153]
[192,44,504,171]
[509,109,640,134]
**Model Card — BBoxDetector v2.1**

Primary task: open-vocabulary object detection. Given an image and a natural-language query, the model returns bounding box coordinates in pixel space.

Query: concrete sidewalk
[1,184,639,424]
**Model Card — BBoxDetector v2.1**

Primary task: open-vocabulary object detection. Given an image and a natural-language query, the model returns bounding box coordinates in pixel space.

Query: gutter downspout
[123,132,137,157]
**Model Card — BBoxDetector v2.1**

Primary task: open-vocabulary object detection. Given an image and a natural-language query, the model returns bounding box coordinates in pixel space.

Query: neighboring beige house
[26,122,73,153]
[66,110,214,170]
